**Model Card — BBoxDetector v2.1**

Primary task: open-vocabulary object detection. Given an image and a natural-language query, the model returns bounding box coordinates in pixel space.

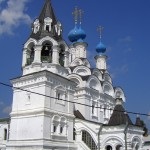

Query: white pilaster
[73,42,88,59]
[95,55,107,70]
[33,45,42,63]
[64,51,69,67]
[52,45,60,64]
[22,48,28,67]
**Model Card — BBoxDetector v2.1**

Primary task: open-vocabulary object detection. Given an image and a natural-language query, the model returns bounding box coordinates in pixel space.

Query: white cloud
[0,101,4,105]
[148,112,150,120]
[2,105,11,114]
[120,64,128,73]
[0,0,31,35]
[118,36,132,43]
[0,0,5,4]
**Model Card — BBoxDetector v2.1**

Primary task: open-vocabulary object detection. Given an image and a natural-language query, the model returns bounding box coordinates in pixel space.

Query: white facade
[0,0,149,150]
[0,119,9,150]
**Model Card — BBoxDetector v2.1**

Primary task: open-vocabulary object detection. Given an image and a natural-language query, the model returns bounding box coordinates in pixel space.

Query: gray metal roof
[108,104,133,126]
[38,0,57,24]
[74,110,85,120]
[30,0,62,40]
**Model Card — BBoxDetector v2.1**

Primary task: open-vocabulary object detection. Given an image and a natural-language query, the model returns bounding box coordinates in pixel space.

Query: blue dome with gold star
[96,41,106,53]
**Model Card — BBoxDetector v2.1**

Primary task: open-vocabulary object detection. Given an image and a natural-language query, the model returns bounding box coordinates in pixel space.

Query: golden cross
[78,9,84,24]
[97,26,104,40]
[72,7,78,24]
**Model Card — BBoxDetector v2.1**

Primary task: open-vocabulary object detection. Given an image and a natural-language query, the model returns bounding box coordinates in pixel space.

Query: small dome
[77,26,86,41]
[68,25,79,42]
[96,41,106,53]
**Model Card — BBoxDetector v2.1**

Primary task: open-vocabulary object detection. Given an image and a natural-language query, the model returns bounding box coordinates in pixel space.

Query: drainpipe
[98,124,103,150]
[124,122,128,150]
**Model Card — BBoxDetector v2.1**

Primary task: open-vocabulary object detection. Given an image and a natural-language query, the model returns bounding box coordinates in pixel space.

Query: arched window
[104,107,106,118]
[73,128,76,140]
[41,43,52,63]
[132,137,140,150]
[105,145,112,150]
[51,115,67,137]
[4,128,7,140]
[91,102,97,117]
[82,130,97,150]
[60,117,67,135]
[92,104,94,114]
[52,116,59,134]
[46,25,50,32]
[59,45,65,66]
[55,86,66,105]
[116,145,123,150]
[53,125,57,133]
[26,44,35,66]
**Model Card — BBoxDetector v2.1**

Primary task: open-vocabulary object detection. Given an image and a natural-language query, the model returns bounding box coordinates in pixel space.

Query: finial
[78,9,84,25]
[97,26,104,41]
[72,6,79,25]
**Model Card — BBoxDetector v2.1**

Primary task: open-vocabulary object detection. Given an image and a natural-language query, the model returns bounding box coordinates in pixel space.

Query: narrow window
[104,107,106,117]
[4,129,7,140]
[73,128,76,140]
[60,126,63,134]
[53,126,56,133]
[46,25,49,32]
[57,93,61,100]
[92,105,94,114]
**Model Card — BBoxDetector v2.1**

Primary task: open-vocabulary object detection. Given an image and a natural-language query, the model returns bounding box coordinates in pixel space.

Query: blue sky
[0,0,150,130]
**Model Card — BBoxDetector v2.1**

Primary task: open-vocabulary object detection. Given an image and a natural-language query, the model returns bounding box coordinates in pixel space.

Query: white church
[0,0,149,149]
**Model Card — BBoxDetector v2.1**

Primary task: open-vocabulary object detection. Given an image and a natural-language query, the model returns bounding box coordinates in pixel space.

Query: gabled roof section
[39,0,57,25]
[108,104,133,126]
[74,110,85,120]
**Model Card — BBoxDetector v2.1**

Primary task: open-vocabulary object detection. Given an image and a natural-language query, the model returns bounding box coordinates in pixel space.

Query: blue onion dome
[96,41,106,53]
[76,26,86,41]
[68,25,79,42]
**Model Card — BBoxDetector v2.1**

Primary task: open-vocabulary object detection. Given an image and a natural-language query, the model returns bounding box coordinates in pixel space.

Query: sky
[0,0,150,130]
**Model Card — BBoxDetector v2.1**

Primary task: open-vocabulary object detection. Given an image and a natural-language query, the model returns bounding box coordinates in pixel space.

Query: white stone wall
[0,122,9,150]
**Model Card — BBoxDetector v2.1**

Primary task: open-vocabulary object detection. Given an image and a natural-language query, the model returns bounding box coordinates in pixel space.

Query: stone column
[33,45,42,63]
[52,45,60,64]
[22,48,28,67]
[76,130,82,142]
[64,124,67,136]
[64,51,69,67]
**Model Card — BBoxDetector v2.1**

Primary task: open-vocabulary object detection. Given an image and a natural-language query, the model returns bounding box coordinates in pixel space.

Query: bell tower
[7,1,76,150]
[22,0,69,77]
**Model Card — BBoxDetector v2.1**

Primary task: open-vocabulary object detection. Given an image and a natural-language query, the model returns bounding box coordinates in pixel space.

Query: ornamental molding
[11,71,75,91]
[73,66,91,76]
[11,108,75,119]
[24,38,37,49]
[38,36,58,46]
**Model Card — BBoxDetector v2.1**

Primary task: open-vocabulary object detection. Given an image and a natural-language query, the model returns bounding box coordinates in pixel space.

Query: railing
[41,56,52,63]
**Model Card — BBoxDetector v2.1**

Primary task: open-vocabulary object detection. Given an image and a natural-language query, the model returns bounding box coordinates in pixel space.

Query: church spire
[39,0,57,25]
[30,0,62,40]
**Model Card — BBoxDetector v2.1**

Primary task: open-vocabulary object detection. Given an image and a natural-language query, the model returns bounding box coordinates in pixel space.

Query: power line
[0,81,150,117]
